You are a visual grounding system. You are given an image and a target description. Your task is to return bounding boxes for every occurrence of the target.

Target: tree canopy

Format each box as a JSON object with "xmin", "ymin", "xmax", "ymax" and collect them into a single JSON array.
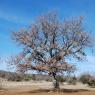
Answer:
[{"xmin": 11, "ymin": 13, "xmax": 92, "ymax": 86}]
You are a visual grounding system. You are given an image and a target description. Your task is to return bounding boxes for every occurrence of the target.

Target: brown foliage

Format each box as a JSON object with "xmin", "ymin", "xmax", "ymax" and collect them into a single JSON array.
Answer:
[{"xmin": 11, "ymin": 13, "xmax": 92, "ymax": 78}]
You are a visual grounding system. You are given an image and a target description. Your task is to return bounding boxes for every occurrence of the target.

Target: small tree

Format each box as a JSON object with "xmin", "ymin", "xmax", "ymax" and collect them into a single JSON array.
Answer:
[
  {"xmin": 79, "ymin": 74, "xmax": 92, "ymax": 84},
  {"xmin": 79, "ymin": 74, "xmax": 95, "ymax": 87},
  {"xmin": 0, "ymin": 58, "xmax": 3, "ymax": 89},
  {"xmin": 11, "ymin": 13, "xmax": 92, "ymax": 89}
]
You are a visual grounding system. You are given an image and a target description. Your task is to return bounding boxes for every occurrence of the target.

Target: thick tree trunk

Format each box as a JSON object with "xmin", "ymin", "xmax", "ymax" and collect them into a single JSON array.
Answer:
[{"xmin": 52, "ymin": 74, "xmax": 60, "ymax": 89}]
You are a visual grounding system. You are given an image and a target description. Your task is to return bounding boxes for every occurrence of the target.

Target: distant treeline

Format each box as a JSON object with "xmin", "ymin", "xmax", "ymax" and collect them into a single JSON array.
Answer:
[
  {"xmin": 0, "ymin": 70, "xmax": 23, "ymax": 81},
  {"xmin": 0, "ymin": 70, "xmax": 52, "ymax": 81},
  {"xmin": 0, "ymin": 70, "xmax": 95, "ymax": 87}
]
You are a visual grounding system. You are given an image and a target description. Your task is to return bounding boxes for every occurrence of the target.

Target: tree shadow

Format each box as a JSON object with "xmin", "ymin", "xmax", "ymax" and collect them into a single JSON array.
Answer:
[
  {"xmin": 21, "ymin": 88, "xmax": 89, "ymax": 94},
  {"xmin": 62, "ymin": 89, "xmax": 88, "ymax": 93}
]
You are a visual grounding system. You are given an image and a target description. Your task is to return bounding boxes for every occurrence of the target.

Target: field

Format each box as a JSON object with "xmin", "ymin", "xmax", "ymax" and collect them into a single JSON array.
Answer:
[{"xmin": 0, "ymin": 81, "xmax": 95, "ymax": 95}]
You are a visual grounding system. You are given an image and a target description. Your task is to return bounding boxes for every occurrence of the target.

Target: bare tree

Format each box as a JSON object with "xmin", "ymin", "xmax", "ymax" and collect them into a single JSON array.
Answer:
[{"xmin": 11, "ymin": 13, "xmax": 92, "ymax": 89}]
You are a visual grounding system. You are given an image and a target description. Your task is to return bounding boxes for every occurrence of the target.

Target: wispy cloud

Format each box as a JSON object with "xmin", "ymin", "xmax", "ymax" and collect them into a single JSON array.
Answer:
[
  {"xmin": 0, "ymin": 10, "xmax": 32, "ymax": 25},
  {"xmin": 86, "ymin": 55, "xmax": 95, "ymax": 65}
]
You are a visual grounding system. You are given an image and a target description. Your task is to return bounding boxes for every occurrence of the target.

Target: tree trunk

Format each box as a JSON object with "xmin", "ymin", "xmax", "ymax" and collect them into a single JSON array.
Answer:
[{"xmin": 52, "ymin": 74, "xmax": 60, "ymax": 89}]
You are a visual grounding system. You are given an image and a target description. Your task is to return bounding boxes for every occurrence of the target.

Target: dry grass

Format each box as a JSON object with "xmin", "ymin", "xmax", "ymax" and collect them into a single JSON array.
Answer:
[{"xmin": 0, "ymin": 81, "xmax": 95, "ymax": 95}]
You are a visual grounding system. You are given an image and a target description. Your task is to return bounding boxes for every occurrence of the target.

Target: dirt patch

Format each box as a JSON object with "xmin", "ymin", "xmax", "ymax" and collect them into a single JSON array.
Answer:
[
  {"xmin": 23, "ymin": 88, "xmax": 88, "ymax": 93},
  {"xmin": 0, "ymin": 89, "xmax": 95, "ymax": 95}
]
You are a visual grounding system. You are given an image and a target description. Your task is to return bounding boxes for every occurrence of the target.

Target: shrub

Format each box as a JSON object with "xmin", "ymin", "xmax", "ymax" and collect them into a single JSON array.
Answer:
[
  {"xmin": 24, "ymin": 75, "xmax": 33, "ymax": 81},
  {"xmin": 79, "ymin": 74, "xmax": 95, "ymax": 87},
  {"xmin": 0, "ymin": 81, "xmax": 2, "ymax": 90},
  {"xmin": 32, "ymin": 74, "xmax": 36, "ymax": 80},
  {"xmin": 79, "ymin": 74, "xmax": 92, "ymax": 84},
  {"xmin": 68, "ymin": 76, "xmax": 77, "ymax": 85},
  {"xmin": 87, "ymin": 79, "xmax": 95, "ymax": 87},
  {"xmin": 56, "ymin": 76, "xmax": 66, "ymax": 82}
]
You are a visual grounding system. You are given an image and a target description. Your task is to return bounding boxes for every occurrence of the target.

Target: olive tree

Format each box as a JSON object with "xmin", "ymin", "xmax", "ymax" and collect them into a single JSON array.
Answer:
[{"xmin": 12, "ymin": 13, "xmax": 92, "ymax": 89}]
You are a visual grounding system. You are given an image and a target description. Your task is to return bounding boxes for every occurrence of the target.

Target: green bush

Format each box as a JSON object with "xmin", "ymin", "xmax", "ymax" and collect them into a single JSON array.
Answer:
[
  {"xmin": 56, "ymin": 76, "xmax": 65, "ymax": 82},
  {"xmin": 79, "ymin": 74, "xmax": 92, "ymax": 84},
  {"xmin": 87, "ymin": 79, "xmax": 95, "ymax": 87},
  {"xmin": 24, "ymin": 75, "xmax": 32, "ymax": 81},
  {"xmin": 79, "ymin": 74, "xmax": 95, "ymax": 87},
  {"xmin": 68, "ymin": 76, "xmax": 77, "ymax": 85}
]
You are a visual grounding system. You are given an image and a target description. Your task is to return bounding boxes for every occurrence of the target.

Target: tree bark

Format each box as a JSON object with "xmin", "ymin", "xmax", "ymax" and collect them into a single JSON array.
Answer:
[{"xmin": 52, "ymin": 74, "xmax": 60, "ymax": 89}]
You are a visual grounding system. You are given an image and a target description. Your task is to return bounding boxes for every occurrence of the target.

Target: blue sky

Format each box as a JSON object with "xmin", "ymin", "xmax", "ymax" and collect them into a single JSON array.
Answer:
[{"xmin": 0, "ymin": 0, "xmax": 95, "ymax": 74}]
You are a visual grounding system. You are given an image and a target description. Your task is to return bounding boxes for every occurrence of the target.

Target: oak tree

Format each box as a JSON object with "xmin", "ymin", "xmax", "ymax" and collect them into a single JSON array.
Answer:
[{"xmin": 12, "ymin": 13, "xmax": 92, "ymax": 89}]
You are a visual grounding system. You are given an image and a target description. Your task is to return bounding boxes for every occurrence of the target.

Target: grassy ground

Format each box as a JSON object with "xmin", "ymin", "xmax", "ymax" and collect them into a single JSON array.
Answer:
[{"xmin": 0, "ymin": 81, "xmax": 95, "ymax": 95}]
